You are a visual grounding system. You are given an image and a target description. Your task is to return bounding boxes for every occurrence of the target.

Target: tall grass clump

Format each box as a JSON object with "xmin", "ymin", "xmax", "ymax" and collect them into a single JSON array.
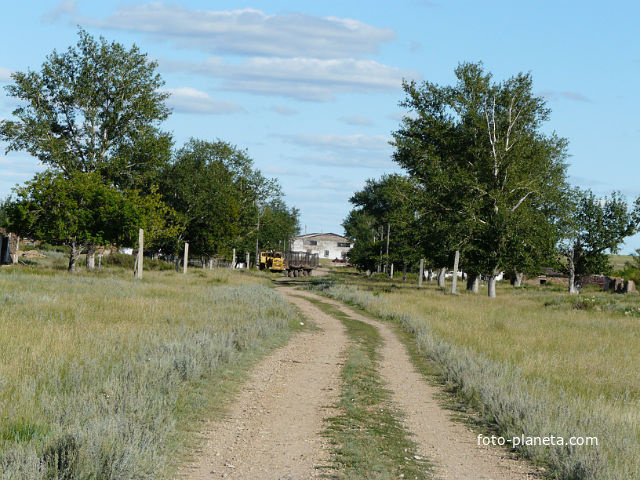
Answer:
[
  {"xmin": 316, "ymin": 283, "xmax": 640, "ymax": 480},
  {"xmin": 0, "ymin": 268, "xmax": 298, "ymax": 479}
]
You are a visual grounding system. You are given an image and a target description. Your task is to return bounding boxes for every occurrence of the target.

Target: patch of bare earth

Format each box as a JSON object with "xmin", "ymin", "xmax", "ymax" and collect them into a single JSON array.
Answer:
[
  {"xmin": 176, "ymin": 287, "xmax": 348, "ymax": 480},
  {"xmin": 292, "ymin": 289, "xmax": 539, "ymax": 480}
]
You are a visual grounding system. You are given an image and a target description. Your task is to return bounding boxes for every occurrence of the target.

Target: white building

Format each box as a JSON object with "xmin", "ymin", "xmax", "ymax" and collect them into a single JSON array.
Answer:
[{"xmin": 292, "ymin": 233, "xmax": 352, "ymax": 260}]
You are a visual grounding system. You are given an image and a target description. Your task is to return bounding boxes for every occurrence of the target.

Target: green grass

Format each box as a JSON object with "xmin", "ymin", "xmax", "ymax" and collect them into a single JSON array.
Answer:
[
  {"xmin": 314, "ymin": 274, "xmax": 640, "ymax": 480},
  {"xmin": 0, "ymin": 265, "xmax": 302, "ymax": 479},
  {"xmin": 299, "ymin": 296, "xmax": 431, "ymax": 480}
]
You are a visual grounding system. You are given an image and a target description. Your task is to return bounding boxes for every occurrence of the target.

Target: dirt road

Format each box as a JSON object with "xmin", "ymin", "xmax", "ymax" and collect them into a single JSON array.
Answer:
[
  {"xmin": 176, "ymin": 287, "xmax": 348, "ymax": 479},
  {"xmin": 179, "ymin": 286, "xmax": 536, "ymax": 480},
  {"xmin": 291, "ymin": 289, "xmax": 537, "ymax": 480}
]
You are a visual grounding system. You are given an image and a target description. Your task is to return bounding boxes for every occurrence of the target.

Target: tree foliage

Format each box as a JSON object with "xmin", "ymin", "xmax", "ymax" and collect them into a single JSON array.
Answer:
[
  {"xmin": 344, "ymin": 174, "xmax": 421, "ymax": 272},
  {"xmin": 559, "ymin": 189, "xmax": 640, "ymax": 293},
  {"xmin": 160, "ymin": 139, "xmax": 283, "ymax": 260},
  {"xmin": 6, "ymin": 171, "xmax": 140, "ymax": 270},
  {"xmin": 391, "ymin": 62, "xmax": 569, "ymax": 295},
  {"xmin": 0, "ymin": 28, "xmax": 170, "ymax": 190}
]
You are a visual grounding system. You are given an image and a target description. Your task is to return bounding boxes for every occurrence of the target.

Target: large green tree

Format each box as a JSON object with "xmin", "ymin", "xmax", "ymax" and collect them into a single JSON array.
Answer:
[
  {"xmin": 345, "ymin": 174, "xmax": 421, "ymax": 276},
  {"xmin": 393, "ymin": 62, "xmax": 569, "ymax": 296},
  {"xmin": 161, "ymin": 139, "xmax": 282, "ymax": 263},
  {"xmin": 5, "ymin": 171, "xmax": 141, "ymax": 271},
  {"xmin": 559, "ymin": 189, "xmax": 640, "ymax": 293},
  {"xmin": 0, "ymin": 28, "xmax": 170, "ymax": 189}
]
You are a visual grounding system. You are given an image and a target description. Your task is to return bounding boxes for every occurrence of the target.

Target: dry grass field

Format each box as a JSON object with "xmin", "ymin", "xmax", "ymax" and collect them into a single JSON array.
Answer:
[
  {"xmin": 317, "ymin": 271, "xmax": 640, "ymax": 480},
  {"xmin": 0, "ymin": 258, "xmax": 300, "ymax": 479}
]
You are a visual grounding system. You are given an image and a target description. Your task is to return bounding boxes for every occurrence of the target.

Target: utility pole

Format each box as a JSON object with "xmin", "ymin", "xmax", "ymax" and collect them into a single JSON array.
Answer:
[
  {"xmin": 385, "ymin": 223, "xmax": 390, "ymax": 274},
  {"xmin": 255, "ymin": 214, "xmax": 260, "ymax": 268}
]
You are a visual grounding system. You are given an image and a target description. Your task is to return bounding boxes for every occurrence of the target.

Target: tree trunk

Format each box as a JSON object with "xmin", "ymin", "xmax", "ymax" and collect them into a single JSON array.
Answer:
[
  {"xmin": 511, "ymin": 272, "xmax": 524, "ymax": 287},
  {"xmin": 568, "ymin": 254, "xmax": 579, "ymax": 294},
  {"xmin": 390, "ymin": 263, "xmax": 394, "ymax": 279},
  {"xmin": 86, "ymin": 246, "xmax": 96, "ymax": 270},
  {"xmin": 466, "ymin": 274, "xmax": 479, "ymax": 294},
  {"xmin": 68, "ymin": 242, "xmax": 81, "ymax": 272},
  {"xmin": 403, "ymin": 263, "xmax": 407, "ymax": 282},
  {"xmin": 451, "ymin": 250, "xmax": 460, "ymax": 295},
  {"xmin": 437, "ymin": 267, "xmax": 446, "ymax": 288},
  {"xmin": 487, "ymin": 275, "xmax": 497, "ymax": 298}
]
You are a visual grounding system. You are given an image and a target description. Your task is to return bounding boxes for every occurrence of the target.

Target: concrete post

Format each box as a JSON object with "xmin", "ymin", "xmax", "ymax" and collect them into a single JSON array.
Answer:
[
  {"xmin": 183, "ymin": 242, "xmax": 189, "ymax": 274},
  {"xmin": 135, "ymin": 229, "xmax": 143, "ymax": 279},
  {"xmin": 451, "ymin": 250, "xmax": 460, "ymax": 295}
]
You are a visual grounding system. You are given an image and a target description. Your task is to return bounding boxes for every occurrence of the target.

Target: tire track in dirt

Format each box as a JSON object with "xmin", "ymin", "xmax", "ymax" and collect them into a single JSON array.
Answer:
[
  {"xmin": 292, "ymin": 289, "xmax": 538, "ymax": 480},
  {"xmin": 176, "ymin": 287, "xmax": 348, "ymax": 480}
]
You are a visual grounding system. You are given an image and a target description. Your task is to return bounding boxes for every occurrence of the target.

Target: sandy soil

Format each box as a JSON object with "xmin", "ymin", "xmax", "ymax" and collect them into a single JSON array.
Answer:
[
  {"xmin": 176, "ymin": 287, "xmax": 348, "ymax": 480},
  {"xmin": 291, "ymin": 289, "xmax": 539, "ymax": 480}
]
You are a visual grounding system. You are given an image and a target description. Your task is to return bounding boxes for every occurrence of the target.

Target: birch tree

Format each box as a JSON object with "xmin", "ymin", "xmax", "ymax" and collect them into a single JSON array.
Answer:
[{"xmin": 393, "ymin": 62, "xmax": 568, "ymax": 297}]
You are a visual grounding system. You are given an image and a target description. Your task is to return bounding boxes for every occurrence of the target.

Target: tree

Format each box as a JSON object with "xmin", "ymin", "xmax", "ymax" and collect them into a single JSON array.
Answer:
[
  {"xmin": 5, "ymin": 171, "xmax": 141, "ymax": 271},
  {"xmin": 345, "ymin": 174, "xmax": 422, "ymax": 276},
  {"xmin": 161, "ymin": 139, "xmax": 281, "ymax": 263},
  {"xmin": 0, "ymin": 28, "xmax": 170, "ymax": 189},
  {"xmin": 256, "ymin": 199, "xmax": 300, "ymax": 251},
  {"xmin": 558, "ymin": 189, "xmax": 640, "ymax": 294},
  {"xmin": 393, "ymin": 62, "xmax": 569, "ymax": 297}
]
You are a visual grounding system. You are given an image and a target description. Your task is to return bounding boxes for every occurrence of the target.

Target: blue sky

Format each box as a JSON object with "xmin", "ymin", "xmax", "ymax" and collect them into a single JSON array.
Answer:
[{"xmin": 1, "ymin": 1, "xmax": 639, "ymax": 252}]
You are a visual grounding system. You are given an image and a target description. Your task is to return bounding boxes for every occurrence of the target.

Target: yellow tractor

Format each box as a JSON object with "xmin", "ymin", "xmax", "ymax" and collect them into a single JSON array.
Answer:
[
  {"xmin": 259, "ymin": 250, "xmax": 318, "ymax": 276},
  {"xmin": 259, "ymin": 250, "xmax": 286, "ymax": 272}
]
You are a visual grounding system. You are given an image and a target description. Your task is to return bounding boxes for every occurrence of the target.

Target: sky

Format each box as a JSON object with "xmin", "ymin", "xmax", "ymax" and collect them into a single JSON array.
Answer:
[{"xmin": 1, "ymin": 0, "xmax": 639, "ymax": 252}]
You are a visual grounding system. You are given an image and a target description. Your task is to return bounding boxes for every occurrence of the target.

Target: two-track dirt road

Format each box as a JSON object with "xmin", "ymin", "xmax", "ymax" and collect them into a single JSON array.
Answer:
[{"xmin": 178, "ymin": 287, "xmax": 537, "ymax": 480}]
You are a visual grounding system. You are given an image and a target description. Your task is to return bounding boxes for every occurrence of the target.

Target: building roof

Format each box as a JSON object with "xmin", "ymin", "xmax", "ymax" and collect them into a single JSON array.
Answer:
[{"xmin": 294, "ymin": 233, "xmax": 350, "ymax": 242}]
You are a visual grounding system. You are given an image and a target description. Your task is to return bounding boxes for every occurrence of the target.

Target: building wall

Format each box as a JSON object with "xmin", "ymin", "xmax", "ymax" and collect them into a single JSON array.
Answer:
[{"xmin": 292, "ymin": 234, "xmax": 352, "ymax": 260}]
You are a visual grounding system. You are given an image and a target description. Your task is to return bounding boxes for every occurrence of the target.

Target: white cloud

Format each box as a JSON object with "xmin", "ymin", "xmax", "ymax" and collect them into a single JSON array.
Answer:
[
  {"xmin": 270, "ymin": 105, "xmax": 297, "ymax": 116},
  {"xmin": 538, "ymin": 90, "xmax": 591, "ymax": 102},
  {"xmin": 160, "ymin": 87, "xmax": 244, "ymax": 114},
  {"xmin": 42, "ymin": 0, "xmax": 77, "ymax": 23},
  {"xmin": 288, "ymin": 153, "xmax": 394, "ymax": 169},
  {"xmin": 280, "ymin": 133, "xmax": 391, "ymax": 151},
  {"xmin": 340, "ymin": 115, "xmax": 373, "ymax": 126},
  {"xmin": 92, "ymin": 4, "xmax": 395, "ymax": 59},
  {"xmin": 164, "ymin": 57, "xmax": 416, "ymax": 101},
  {"xmin": 0, "ymin": 67, "xmax": 13, "ymax": 83}
]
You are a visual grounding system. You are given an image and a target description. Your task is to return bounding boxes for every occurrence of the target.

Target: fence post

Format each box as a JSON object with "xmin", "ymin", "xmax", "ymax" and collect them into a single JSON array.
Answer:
[
  {"xmin": 418, "ymin": 258, "xmax": 424, "ymax": 287},
  {"xmin": 135, "ymin": 228, "xmax": 144, "ymax": 279},
  {"xmin": 183, "ymin": 242, "xmax": 189, "ymax": 274},
  {"xmin": 451, "ymin": 250, "xmax": 460, "ymax": 295}
]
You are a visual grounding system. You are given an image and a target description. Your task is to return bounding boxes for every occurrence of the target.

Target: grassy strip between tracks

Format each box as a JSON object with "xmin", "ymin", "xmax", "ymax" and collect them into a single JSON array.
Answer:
[{"xmin": 299, "ymin": 296, "xmax": 432, "ymax": 480}]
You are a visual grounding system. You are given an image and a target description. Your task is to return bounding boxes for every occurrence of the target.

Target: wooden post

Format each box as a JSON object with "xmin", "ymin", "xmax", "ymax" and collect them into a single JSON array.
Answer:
[
  {"xmin": 246, "ymin": 252, "xmax": 250, "ymax": 270},
  {"xmin": 231, "ymin": 248, "xmax": 236, "ymax": 269},
  {"xmin": 451, "ymin": 250, "xmax": 460, "ymax": 295},
  {"xmin": 135, "ymin": 229, "xmax": 143, "ymax": 279},
  {"xmin": 390, "ymin": 263, "xmax": 394, "ymax": 279},
  {"xmin": 183, "ymin": 242, "xmax": 189, "ymax": 274},
  {"xmin": 418, "ymin": 258, "xmax": 424, "ymax": 287}
]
